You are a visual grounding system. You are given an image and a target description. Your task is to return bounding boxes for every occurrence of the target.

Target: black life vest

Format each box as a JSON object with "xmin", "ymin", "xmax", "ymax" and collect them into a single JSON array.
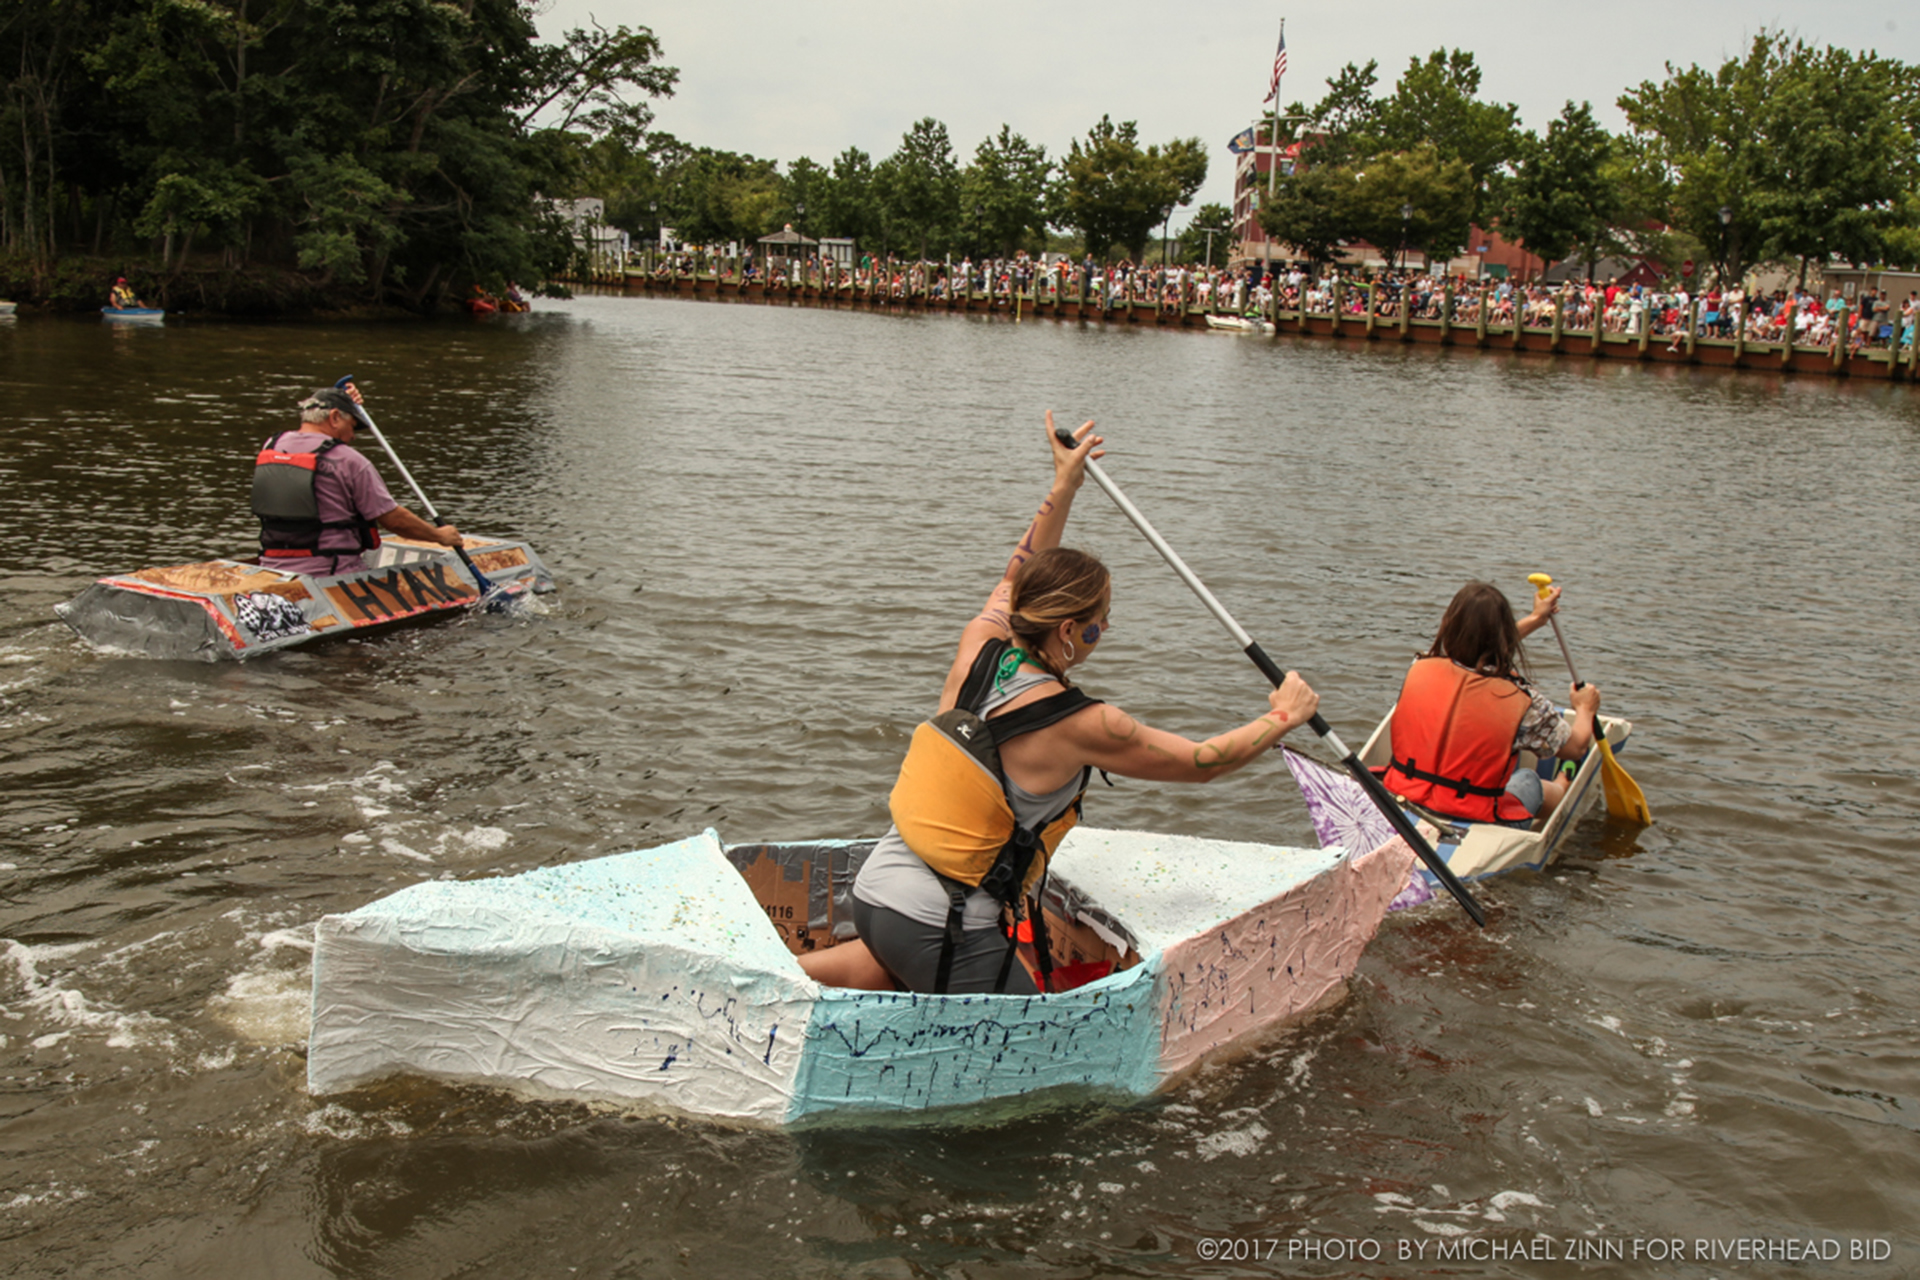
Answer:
[
  {"xmin": 886, "ymin": 637, "xmax": 1103, "ymax": 993},
  {"xmin": 253, "ymin": 433, "xmax": 380, "ymax": 558}
]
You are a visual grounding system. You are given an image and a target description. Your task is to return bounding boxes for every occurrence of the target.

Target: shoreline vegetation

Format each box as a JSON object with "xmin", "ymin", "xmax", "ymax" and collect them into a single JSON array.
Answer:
[{"xmin": 5, "ymin": 10, "xmax": 1913, "ymax": 320}]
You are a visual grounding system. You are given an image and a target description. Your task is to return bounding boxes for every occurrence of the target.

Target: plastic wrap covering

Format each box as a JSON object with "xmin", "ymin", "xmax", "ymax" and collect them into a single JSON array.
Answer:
[
  {"xmin": 306, "ymin": 826, "xmax": 1409, "ymax": 1123},
  {"xmin": 308, "ymin": 829, "xmax": 816, "ymax": 1123}
]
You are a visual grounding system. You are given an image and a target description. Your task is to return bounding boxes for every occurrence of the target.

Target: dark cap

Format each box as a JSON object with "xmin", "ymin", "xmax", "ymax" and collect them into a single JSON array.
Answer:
[{"xmin": 297, "ymin": 387, "xmax": 358, "ymax": 417}]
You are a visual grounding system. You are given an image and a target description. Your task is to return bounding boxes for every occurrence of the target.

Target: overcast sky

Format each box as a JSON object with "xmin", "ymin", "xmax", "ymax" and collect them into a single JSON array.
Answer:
[{"xmin": 535, "ymin": 0, "xmax": 1915, "ymax": 221}]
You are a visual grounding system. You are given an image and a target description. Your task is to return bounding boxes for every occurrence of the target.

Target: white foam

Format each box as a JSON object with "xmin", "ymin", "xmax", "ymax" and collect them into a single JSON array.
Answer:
[
  {"xmin": 1194, "ymin": 1121, "xmax": 1269, "ymax": 1161},
  {"xmin": 2, "ymin": 940, "xmax": 173, "ymax": 1050},
  {"xmin": 207, "ymin": 969, "xmax": 310, "ymax": 1046}
]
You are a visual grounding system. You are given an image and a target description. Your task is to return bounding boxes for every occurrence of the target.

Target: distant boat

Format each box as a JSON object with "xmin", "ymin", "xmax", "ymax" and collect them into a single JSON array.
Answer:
[
  {"xmin": 1205, "ymin": 314, "xmax": 1272, "ymax": 334},
  {"xmin": 101, "ymin": 306, "xmax": 165, "ymax": 322},
  {"xmin": 0, "ymin": 300, "xmax": 18, "ymax": 317}
]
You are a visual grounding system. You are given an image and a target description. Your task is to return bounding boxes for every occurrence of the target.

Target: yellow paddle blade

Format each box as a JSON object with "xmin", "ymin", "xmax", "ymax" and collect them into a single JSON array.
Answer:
[{"xmin": 1597, "ymin": 737, "xmax": 1652, "ymax": 825}]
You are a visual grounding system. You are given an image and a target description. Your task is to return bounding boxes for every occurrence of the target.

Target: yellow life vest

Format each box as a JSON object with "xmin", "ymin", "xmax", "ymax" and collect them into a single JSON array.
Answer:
[{"xmin": 888, "ymin": 639, "xmax": 1100, "ymax": 905}]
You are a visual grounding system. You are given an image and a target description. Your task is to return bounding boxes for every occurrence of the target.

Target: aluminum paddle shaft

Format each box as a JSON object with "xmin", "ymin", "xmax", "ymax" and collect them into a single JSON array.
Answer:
[
  {"xmin": 335, "ymin": 374, "xmax": 499, "ymax": 602},
  {"xmin": 336, "ymin": 375, "xmax": 442, "ymax": 521},
  {"xmin": 1059, "ymin": 430, "xmax": 1487, "ymax": 926}
]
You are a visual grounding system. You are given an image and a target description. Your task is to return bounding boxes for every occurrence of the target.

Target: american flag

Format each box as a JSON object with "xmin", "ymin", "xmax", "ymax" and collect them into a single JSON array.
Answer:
[{"xmin": 1262, "ymin": 21, "xmax": 1287, "ymax": 103}]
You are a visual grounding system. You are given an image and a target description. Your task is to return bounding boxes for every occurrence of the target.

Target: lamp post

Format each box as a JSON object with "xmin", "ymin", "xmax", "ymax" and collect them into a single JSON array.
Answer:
[
  {"xmin": 1717, "ymin": 204, "xmax": 1732, "ymax": 286},
  {"xmin": 1199, "ymin": 225, "xmax": 1228, "ymax": 269},
  {"xmin": 1400, "ymin": 202, "xmax": 1412, "ymax": 272}
]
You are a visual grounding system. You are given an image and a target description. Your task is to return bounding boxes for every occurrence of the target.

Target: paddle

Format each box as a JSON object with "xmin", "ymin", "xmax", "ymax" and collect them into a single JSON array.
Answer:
[
  {"xmin": 333, "ymin": 374, "xmax": 505, "ymax": 609},
  {"xmin": 1055, "ymin": 427, "xmax": 1487, "ymax": 927},
  {"xmin": 1525, "ymin": 574, "xmax": 1652, "ymax": 824}
]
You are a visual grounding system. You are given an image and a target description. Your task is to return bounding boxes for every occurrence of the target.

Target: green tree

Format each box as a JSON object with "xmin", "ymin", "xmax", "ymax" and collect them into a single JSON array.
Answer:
[
  {"xmin": 1256, "ymin": 165, "xmax": 1355, "ymax": 267},
  {"xmin": 1506, "ymin": 101, "xmax": 1624, "ymax": 273},
  {"xmin": 815, "ymin": 146, "xmax": 880, "ymax": 248},
  {"xmin": 3, "ymin": 0, "xmax": 679, "ymax": 308},
  {"xmin": 876, "ymin": 117, "xmax": 959, "ymax": 260},
  {"xmin": 1748, "ymin": 42, "xmax": 1916, "ymax": 278},
  {"xmin": 1176, "ymin": 202, "xmax": 1233, "ymax": 266},
  {"xmin": 1274, "ymin": 60, "xmax": 1383, "ymax": 168},
  {"xmin": 1052, "ymin": 116, "xmax": 1207, "ymax": 260},
  {"xmin": 958, "ymin": 125, "xmax": 1050, "ymax": 256},
  {"xmin": 1612, "ymin": 31, "xmax": 1918, "ymax": 285},
  {"xmin": 1347, "ymin": 146, "xmax": 1475, "ymax": 265},
  {"xmin": 1374, "ymin": 49, "xmax": 1520, "ymax": 226}
]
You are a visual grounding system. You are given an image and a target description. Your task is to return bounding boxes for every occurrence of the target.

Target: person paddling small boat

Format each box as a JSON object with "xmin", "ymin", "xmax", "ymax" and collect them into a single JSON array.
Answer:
[
  {"xmin": 801, "ymin": 416, "xmax": 1321, "ymax": 995},
  {"xmin": 1378, "ymin": 581, "xmax": 1600, "ymax": 826}
]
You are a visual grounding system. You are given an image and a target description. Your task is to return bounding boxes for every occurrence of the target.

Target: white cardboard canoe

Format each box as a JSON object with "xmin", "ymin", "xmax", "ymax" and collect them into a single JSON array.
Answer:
[{"xmin": 308, "ymin": 825, "xmax": 1415, "ymax": 1123}]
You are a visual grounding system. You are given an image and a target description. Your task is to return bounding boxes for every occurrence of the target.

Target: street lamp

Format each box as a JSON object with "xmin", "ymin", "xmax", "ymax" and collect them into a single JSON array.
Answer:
[
  {"xmin": 1400, "ymin": 202, "xmax": 1413, "ymax": 271},
  {"xmin": 1199, "ymin": 225, "xmax": 1228, "ymax": 269}
]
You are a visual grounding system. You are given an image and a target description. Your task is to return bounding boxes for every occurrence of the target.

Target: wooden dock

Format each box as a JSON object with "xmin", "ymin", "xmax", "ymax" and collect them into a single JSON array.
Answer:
[{"xmin": 602, "ymin": 270, "xmax": 1919, "ymax": 383}]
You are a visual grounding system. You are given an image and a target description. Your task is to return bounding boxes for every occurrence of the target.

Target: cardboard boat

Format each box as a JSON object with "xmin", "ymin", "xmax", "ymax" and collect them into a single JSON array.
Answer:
[
  {"xmin": 55, "ymin": 534, "xmax": 554, "ymax": 661},
  {"xmin": 1285, "ymin": 709, "xmax": 1635, "ymax": 910},
  {"xmin": 307, "ymin": 825, "xmax": 1416, "ymax": 1123}
]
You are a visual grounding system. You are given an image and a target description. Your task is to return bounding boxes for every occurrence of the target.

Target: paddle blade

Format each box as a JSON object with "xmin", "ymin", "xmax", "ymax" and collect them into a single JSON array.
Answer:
[{"xmin": 1597, "ymin": 739, "xmax": 1652, "ymax": 825}]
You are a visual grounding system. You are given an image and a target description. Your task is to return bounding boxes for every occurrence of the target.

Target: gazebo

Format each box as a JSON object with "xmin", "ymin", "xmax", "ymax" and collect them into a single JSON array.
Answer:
[{"xmin": 756, "ymin": 224, "xmax": 817, "ymax": 267}]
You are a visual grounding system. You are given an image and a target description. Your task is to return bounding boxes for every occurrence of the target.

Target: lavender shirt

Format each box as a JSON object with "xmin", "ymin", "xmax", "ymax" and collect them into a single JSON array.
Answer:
[{"xmin": 259, "ymin": 431, "xmax": 397, "ymax": 575}]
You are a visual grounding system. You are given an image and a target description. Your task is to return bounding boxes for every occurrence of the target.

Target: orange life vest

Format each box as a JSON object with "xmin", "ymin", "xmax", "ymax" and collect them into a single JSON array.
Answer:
[{"xmin": 1380, "ymin": 657, "xmax": 1534, "ymax": 824}]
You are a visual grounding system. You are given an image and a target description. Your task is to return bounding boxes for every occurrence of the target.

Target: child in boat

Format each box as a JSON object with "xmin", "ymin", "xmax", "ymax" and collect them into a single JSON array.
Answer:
[
  {"xmin": 799, "ymin": 417, "xmax": 1320, "ymax": 995},
  {"xmin": 109, "ymin": 278, "xmax": 143, "ymax": 309},
  {"xmin": 1378, "ymin": 581, "xmax": 1600, "ymax": 827}
]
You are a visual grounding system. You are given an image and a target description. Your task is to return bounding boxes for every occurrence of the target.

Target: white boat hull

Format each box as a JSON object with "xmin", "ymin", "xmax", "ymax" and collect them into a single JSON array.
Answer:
[{"xmin": 308, "ymin": 826, "xmax": 1415, "ymax": 1122}]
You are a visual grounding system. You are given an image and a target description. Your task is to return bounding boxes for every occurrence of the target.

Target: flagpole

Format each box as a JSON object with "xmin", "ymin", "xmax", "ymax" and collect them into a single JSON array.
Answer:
[{"xmin": 1267, "ymin": 18, "xmax": 1284, "ymax": 198}]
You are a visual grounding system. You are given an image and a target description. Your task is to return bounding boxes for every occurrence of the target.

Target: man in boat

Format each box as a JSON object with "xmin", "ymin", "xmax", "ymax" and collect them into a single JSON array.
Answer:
[
  {"xmin": 109, "ymin": 277, "xmax": 143, "ymax": 309},
  {"xmin": 252, "ymin": 384, "xmax": 462, "ymax": 577},
  {"xmin": 1379, "ymin": 582, "xmax": 1600, "ymax": 826},
  {"xmin": 799, "ymin": 418, "xmax": 1320, "ymax": 995}
]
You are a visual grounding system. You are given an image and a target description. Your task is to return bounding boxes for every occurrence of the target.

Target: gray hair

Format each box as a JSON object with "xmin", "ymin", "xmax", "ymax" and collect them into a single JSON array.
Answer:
[{"xmin": 299, "ymin": 405, "xmax": 336, "ymax": 426}]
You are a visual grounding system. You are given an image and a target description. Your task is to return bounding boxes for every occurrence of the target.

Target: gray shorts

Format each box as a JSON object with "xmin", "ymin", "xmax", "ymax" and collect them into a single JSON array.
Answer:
[
  {"xmin": 851, "ymin": 897, "xmax": 1038, "ymax": 996},
  {"xmin": 1506, "ymin": 765, "xmax": 1544, "ymax": 816}
]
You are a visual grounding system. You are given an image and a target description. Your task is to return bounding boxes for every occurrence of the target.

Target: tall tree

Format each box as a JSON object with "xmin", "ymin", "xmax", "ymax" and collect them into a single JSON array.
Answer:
[
  {"xmin": 1347, "ymin": 146, "xmax": 1475, "ymax": 265},
  {"xmin": 877, "ymin": 117, "xmax": 958, "ymax": 261},
  {"xmin": 1052, "ymin": 116, "xmax": 1206, "ymax": 261},
  {"xmin": 1613, "ymin": 31, "xmax": 1920, "ymax": 284},
  {"xmin": 1506, "ymin": 101, "xmax": 1625, "ymax": 273},
  {"xmin": 958, "ymin": 125, "xmax": 1049, "ymax": 257},
  {"xmin": 1374, "ymin": 49, "xmax": 1520, "ymax": 227}
]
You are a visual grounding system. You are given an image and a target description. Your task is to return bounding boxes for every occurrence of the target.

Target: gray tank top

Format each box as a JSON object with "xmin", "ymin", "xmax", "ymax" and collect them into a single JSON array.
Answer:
[{"xmin": 853, "ymin": 668, "xmax": 1088, "ymax": 930}]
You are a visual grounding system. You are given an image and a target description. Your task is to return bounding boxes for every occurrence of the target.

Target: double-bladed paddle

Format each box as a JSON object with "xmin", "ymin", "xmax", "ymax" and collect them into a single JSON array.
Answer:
[
  {"xmin": 333, "ymin": 374, "xmax": 504, "ymax": 609},
  {"xmin": 1056, "ymin": 427, "xmax": 1487, "ymax": 927},
  {"xmin": 1526, "ymin": 574, "xmax": 1651, "ymax": 824}
]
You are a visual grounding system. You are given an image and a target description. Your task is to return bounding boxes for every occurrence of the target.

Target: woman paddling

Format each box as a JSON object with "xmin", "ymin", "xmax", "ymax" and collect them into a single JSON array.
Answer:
[
  {"xmin": 800, "ymin": 416, "xmax": 1320, "ymax": 995},
  {"xmin": 1378, "ymin": 581, "xmax": 1600, "ymax": 826}
]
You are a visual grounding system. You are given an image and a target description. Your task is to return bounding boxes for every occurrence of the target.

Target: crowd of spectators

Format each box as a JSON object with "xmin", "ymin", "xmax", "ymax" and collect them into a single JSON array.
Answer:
[{"xmin": 635, "ymin": 247, "xmax": 1917, "ymax": 354}]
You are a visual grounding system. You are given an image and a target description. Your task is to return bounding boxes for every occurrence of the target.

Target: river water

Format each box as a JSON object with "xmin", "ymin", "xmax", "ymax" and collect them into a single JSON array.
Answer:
[{"xmin": 1, "ymin": 295, "xmax": 1914, "ymax": 1278}]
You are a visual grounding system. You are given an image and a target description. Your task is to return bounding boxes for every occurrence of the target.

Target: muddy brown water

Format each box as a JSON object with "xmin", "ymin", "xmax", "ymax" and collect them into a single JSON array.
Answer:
[{"xmin": 0, "ymin": 296, "xmax": 1915, "ymax": 1278}]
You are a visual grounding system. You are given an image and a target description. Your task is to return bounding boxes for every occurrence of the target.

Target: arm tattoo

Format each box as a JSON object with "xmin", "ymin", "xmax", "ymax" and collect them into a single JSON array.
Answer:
[{"xmin": 1005, "ymin": 498, "xmax": 1055, "ymax": 572}]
